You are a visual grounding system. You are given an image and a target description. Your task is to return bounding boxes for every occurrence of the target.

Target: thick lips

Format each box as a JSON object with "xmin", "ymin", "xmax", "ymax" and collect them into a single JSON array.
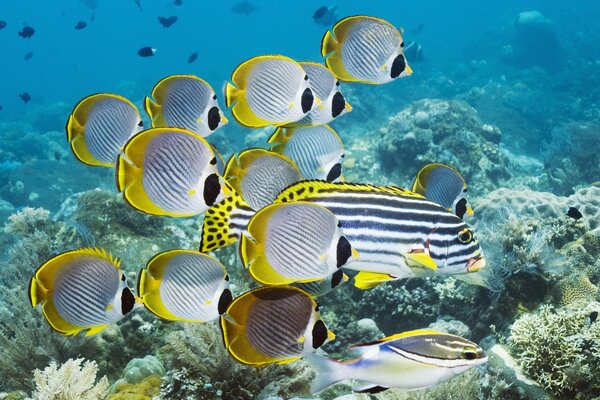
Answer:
[{"xmin": 466, "ymin": 257, "xmax": 486, "ymax": 272}]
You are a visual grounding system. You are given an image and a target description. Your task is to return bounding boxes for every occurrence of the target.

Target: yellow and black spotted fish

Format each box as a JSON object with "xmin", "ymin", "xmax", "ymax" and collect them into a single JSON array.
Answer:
[
  {"xmin": 220, "ymin": 286, "xmax": 335, "ymax": 366},
  {"xmin": 200, "ymin": 180, "xmax": 484, "ymax": 289},
  {"xmin": 29, "ymin": 248, "xmax": 139, "ymax": 336}
]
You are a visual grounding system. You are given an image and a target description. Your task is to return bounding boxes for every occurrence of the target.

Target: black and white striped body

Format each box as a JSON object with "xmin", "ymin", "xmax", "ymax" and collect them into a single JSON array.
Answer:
[{"xmin": 226, "ymin": 182, "xmax": 482, "ymax": 278}]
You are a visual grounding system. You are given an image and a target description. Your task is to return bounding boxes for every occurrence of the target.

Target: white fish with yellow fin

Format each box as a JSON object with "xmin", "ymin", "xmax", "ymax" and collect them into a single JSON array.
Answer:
[
  {"xmin": 66, "ymin": 93, "xmax": 142, "ymax": 167},
  {"xmin": 412, "ymin": 163, "xmax": 473, "ymax": 219},
  {"xmin": 307, "ymin": 329, "xmax": 487, "ymax": 394},
  {"xmin": 269, "ymin": 125, "xmax": 345, "ymax": 181},
  {"xmin": 288, "ymin": 62, "xmax": 352, "ymax": 126},
  {"xmin": 116, "ymin": 127, "xmax": 231, "ymax": 217},
  {"xmin": 220, "ymin": 286, "xmax": 335, "ymax": 366},
  {"xmin": 225, "ymin": 55, "xmax": 318, "ymax": 127},
  {"xmin": 137, "ymin": 250, "xmax": 232, "ymax": 322},
  {"xmin": 144, "ymin": 74, "xmax": 228, "ymax": 137},
  {"xmin": 240, "ymin": 202, "xmax": 359, "ymax": 285},
  {"xmin": 29, "ymin": 247, "xmax": 139, "ymax": 336},
  {"xmin": 321, "ymin": 15, "xmax": 412, "ymax": 84}
]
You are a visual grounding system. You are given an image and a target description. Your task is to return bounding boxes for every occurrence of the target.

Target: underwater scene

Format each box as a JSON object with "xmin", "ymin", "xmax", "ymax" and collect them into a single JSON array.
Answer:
[{"xmin": 1, "ymin": 0, "xmax": 600, "ymax": 399}]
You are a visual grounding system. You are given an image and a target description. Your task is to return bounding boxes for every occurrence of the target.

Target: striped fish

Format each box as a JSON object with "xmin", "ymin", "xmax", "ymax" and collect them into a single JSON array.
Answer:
[
  {"xmin": 224, "ymin": 148, "xmax": 302, "ymax": 210},
  {"xmin": 293, "ymin": 269, "xmax": 349, "ymax": 297},
  {"xmin": 269, "ymin": 125, "xmax": 345, "ymax": 181},
  {"xmin": 144, "ymin": 74, "xmax": 228, "ymax": 137},
  {"xmin": 287, "ymin": 62, "xmax": 351, "ymax": 126},
  {"xmin": 137, "ymin": 250, "xmax": 232, "ymax": 322},
  {"xmin": 220, "ymin": 286, "xmax": 335, "ymax": 365},
  {"xmin": 116, "ymin": 127, "xmax": 231, "ymax": 217},
  {"xmin": 29, "ymin": 248, "xmax": 138, "ymax": 336},
  {"xmin": 306, "ymin": 329, "xmax": 487, "ymax": 394},
  {"xmin": 200, "ymin": 181, "xmax": 485, "ymax": 289},
  {"xmin": 66, "ymin": 93, "xmax": 142, "ymax": 167},
  {"xmin": 321, "ymin": 16, "xmax": 412, "ymax": 84},
  {"xmin": 225, "ymin": 55, "xmax": 317, "ymax": 128},
  {"xmin": 412, "ymin": 163, "xmax": 473, "ymax": 219},
  {"xmin": 240, "ymin": 202, "xmax": 358, "ymax": 285}
]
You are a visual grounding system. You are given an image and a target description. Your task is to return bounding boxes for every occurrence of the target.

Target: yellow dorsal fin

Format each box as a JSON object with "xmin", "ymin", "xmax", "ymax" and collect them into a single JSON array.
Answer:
[
  {"xmin": 267, "ymin": 127, "xmax": 293, "ymax": 154},
  {"xmin": 275, "ymin": 180, "xmax": 425, "ymax": 204},
  {"xmin": 151, "ymin": 74, "xmax": 211, "ymax": 103}
]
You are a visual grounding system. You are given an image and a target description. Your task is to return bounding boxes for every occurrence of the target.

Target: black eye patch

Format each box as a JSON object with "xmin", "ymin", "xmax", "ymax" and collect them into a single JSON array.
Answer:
[
  {"xmin": 326, "ymin": 163, "xmax": 342, "ymax": 182},
  {"xmin": 455, "ymin": 198, "xmax": 468, "ymax": 219},
  {"xmin": 336, "ymin": 235, "xmax": 352, "ymax": 268},
  {"xmin": 207, "ymin": 106, "xmax": 221, "ymax": 131},
  {"xmin": 121, "ymin": 287, "xmax": 136, "ymax": 315},
  {"xmin": 331, "ymin": 269, "xmax": 344, "ymax": 288},
  {"xmin": 301, "ymin": 88, "xmax": 314, "ymax": 113},
  {"xmin": 312, "ymin": 319, "xmax": 328, "ymax": 349},
  {"xmin": 203, "ymin": 173, "xmax": 221, "ymax": 206},
  {"xmin": 331, "ymin": 92, "xmax": 346, "ymax": 118},
  {"xmin": 217, "ymin": 288, "xmax": 233, "ymax": 315},
  {"xmin": 390, "ymin": 54, "xmax": 406, "ymax": 79}
]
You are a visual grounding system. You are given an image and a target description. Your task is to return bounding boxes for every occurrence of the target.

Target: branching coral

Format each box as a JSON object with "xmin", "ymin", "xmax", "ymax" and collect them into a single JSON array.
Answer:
[
  {"xmin": 159, "ymin": 323, "xmax": 313, "ymax": 400},
  {"xmin": 509, "ymin": 303, "xmax": 600, "ymax": 396},
  {"xmin": 29, "ymin": 358, "xmax": 109, "ymax": 400}
]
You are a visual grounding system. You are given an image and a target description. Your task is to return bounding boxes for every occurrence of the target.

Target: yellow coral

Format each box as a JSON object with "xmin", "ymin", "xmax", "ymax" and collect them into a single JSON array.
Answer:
[
  {"xmin": 556, "ymin": 274, "xmax": 598, "ymax": 306},
  {"xmin": 107, "ymin": 375, "xmax": 162, "ymax": 400}
]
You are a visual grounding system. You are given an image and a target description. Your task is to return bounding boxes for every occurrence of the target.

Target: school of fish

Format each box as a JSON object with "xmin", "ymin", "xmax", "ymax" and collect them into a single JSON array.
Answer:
[{"xmin": 31, "ymin": 15, "xmax": 488, "ymax": 394}]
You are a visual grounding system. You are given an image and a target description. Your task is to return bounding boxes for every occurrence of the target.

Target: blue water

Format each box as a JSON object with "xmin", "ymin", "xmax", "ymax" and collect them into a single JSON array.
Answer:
[{"xmin": 2, "ymin": 1, "xmax": 600, "ymax": 399}]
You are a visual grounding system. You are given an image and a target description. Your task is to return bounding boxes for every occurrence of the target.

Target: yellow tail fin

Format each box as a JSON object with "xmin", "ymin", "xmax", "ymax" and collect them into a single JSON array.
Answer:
[
  {"xmin": 225, "ymin": 82, "xmax": 242, "ymax": 108},
  {"xmin": 200, "ymin": 186, "xmax": 254, "ymax": 253},
  {"xmin": 353, "ymin": 271, "xmax": 396, "ymax": 290},
  {"xmin": 321, "ymin": 30, "xmax": 339, "ymax": 56},
  {"xmin": 144, "ymin": 96, "xmax": 164, "ymax": 126}
]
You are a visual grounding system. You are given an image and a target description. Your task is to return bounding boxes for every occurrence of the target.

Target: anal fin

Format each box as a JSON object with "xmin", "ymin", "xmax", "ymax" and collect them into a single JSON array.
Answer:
[{"xmin": 354, "ymin": 384, "xmax": 389, "ymax": 394}]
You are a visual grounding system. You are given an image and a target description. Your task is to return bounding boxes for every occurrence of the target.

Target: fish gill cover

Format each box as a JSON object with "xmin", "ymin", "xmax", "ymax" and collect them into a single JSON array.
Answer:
[{"xmin": 1, "ymin": 1, "xmax": 600, "ymax": 399}]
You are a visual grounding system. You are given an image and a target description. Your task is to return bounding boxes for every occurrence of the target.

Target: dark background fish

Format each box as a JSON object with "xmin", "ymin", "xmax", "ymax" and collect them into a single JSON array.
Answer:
[
  {"xmin": 231, "ymin": 0, "xmax": 257, "ymax": 16},
  {"xmin": 18, "ymin": 25, "xmax": 35, "ymax": 38},
  {"xmin": 158, "ymin": 16, "xmax": 178, "ymax": 28}
]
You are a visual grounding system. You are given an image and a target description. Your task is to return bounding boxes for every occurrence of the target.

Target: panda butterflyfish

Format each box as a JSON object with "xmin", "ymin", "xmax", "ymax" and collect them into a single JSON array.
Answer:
[
  {"xmin": 29, "ymin": 247, "xmax": 139, "ymax": 336},
  {"xmin": 66, "ymin": 93, "xmax": 142, "ymax": 167}
]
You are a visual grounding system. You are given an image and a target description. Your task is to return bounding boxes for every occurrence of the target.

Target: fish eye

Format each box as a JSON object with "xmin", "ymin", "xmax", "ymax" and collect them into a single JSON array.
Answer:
[
  {"xmin": 304, "ymin": 75, "xmax": 309, "ymax": 81},
  {"xmin": 121, "ymin": 274, "xmax": 126, "ymax": 282},
  {"xmin": 335, "ymin": 80, "xmax": 340, "ymax": 87},
  {"xmin": 401, "ymin": 41, "xmax": 405, "ymax": 48},
  {"xmin": 212, "ymin": 94, "xmax": 217, "ymax": 100},
  {"xmin": 458, "ymin": 228, "xmax": 473, "ymax": 244},
  {"xmin": 461, "ymin": 349, "xmax": 478, "ymax": 360},
  {"xmin": 137, "ymin": 121, "xmax": 143, "ymax": 127}
]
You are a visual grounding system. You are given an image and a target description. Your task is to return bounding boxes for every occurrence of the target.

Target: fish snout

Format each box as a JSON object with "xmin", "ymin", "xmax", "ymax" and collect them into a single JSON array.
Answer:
[{"xmin": 466, "ymin": 257, "xmax": 485, "ymax": 272}]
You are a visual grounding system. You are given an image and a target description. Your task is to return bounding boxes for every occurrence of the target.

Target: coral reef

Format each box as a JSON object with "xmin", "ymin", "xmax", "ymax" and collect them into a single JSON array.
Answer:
[
  {"xmin": 159, "ymin": 323, "xmax": 314, "ymax": 400},
  {"xmin": 508, "ymin": 303, "xmax": 600, "ymax": 397},
  {"xmin": 110, "ymin": 355, "xmax": 165, "ymax": 393},
  {"xmin": 376, "ymin": 99, "xmax": 511, "ymax": 196},
  {"xmin": 28, "ymin": 358, "xmax": 109, "ymax": 400}
]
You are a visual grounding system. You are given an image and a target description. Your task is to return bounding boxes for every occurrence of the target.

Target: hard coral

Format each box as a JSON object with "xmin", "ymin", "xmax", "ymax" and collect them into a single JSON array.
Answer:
[
  {"xmin": 376, "ymin": 99, "xmax": 510, "ymax": 196},
  {"xmin": 29, "ymin": 358, "xmax": 109, "ymax": 400},
  {"xmin": 509, "ymin": 303, "xmax": 600, "ymax": 397}
]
